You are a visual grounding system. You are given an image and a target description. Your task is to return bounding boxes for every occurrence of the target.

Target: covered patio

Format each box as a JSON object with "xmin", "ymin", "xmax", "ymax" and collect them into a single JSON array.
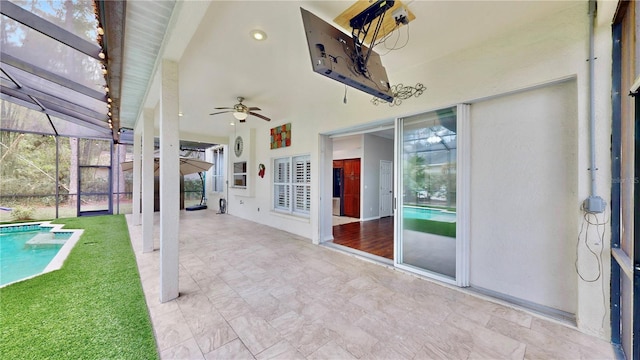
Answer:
[
  {"xmin": 2, "ymin": 0, "xmax": 638, "ymax": 357},
  {"xmin": 127, "ymin": 209, "xmax": 615, "ymax": 359}
]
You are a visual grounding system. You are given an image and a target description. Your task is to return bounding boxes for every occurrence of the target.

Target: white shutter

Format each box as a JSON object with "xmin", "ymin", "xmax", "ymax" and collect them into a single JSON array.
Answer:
[
  {"xmin": 274, "ymin": 184, "xmax": 289, "ymax": 209},
  {"xmin": 292, "ymin": 155, "xmax": 310, "ymax": 214},
  {"xmin": 274, "ymin": 158, "xmax": 289, "ymax": 183},
  {"xmin": 273, "ymin": 158, "xmax": 290, "ymax": 210},
  {"xmin": 272, "ymin": 155, "xmax": 310, "ymax": 215}
]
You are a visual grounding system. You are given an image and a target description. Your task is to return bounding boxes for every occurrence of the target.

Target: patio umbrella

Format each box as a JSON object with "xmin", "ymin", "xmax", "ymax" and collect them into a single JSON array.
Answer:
[
  {"xmin": 121, "ymin": 156, "xmax": 213, "ymax": 210},
  {"xmin": 120, "ymin": 157, "xmax": 213, "ymax": 176}
]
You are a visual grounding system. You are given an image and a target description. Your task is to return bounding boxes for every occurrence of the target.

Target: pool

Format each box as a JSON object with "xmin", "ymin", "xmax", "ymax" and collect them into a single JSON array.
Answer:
[
  {"xmin": 0, "ymin": 222, "xmax": 83, "ymax": 287},
  {"xmin": 403, "ymin": 206, "xmax": 456, "ymax": 223}
]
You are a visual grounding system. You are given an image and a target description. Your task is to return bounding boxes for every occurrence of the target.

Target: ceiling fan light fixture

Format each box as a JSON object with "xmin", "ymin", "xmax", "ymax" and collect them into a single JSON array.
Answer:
[
  {"xmin": 233, "ymin": 111, "xmax": 248, "ymax": 120},
  {"xmin": 250, "ymin": 29, "xmax": 267, "ymax": 41}
]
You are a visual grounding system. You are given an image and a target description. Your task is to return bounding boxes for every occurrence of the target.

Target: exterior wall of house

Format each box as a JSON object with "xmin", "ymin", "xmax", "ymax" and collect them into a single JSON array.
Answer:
[{"xmin": 175, "ymin": 0, "xmax": 616, "ymax": 339}]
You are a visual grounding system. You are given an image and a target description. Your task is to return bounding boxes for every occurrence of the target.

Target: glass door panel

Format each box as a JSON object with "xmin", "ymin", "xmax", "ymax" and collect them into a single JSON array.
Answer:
[{"xmin": 397, "ymin": 107, "xmax": 457, "ymax": 280}]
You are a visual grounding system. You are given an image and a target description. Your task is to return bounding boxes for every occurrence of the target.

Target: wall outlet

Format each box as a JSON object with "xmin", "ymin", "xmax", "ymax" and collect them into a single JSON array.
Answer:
[{"xmin": 392, "ymin": 7, "xmax": 408, "ymax": 25}]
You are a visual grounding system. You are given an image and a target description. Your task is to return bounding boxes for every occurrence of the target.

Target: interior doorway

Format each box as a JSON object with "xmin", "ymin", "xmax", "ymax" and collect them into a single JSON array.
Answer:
[
  {"xmin": 333, "ymin": 158, "xmax": 360, "ymax": 218},
  {"xmin": 328, "ymin": 128, "xmax": 395, "ymax": 261}
]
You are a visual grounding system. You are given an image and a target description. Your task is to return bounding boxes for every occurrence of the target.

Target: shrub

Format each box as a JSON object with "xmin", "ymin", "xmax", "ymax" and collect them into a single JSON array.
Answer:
[{"xmin": 10, "ymin": 206, "xmax": 35, "ymax": 221}]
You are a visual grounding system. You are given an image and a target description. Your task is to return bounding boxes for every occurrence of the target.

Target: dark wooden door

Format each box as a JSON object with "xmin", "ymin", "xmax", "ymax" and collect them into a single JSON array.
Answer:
[{"xmin": 343, "ymin": 158, "xmax": 360, "ymax": 218}]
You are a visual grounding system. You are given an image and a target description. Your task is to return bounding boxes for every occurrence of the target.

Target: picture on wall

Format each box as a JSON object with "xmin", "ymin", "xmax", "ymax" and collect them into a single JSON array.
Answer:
[{"xmin": 270, "ymin": 123, "xmax": 291, "ymax": 149}]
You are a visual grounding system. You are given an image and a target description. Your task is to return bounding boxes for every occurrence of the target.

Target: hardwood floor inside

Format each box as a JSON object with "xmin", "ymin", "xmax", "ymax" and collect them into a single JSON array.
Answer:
[{"xmin": 332, "ymin": 216, "xmax": 394, "ymax": 260}]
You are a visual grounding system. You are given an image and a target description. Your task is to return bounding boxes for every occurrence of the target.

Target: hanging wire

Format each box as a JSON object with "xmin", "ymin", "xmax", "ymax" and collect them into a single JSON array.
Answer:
[{"xmin": 575, "ymin": 205, "xmax": 609, "ymax": 328}]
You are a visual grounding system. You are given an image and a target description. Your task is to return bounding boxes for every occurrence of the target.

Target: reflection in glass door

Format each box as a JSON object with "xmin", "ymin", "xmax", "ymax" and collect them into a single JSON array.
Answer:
[{"xmin": 396, "ymin": 107, "xmax": 457, "ymax": 281}]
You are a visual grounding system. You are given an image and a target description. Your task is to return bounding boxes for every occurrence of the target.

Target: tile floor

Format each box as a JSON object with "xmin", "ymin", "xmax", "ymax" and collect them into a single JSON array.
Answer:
[{"xmin": 126, "ymin": 210, "xmax": 616, "ymax": 359}]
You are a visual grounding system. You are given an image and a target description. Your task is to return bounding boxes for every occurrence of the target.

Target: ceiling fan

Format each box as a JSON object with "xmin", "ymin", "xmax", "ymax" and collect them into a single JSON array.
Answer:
[{"xmin": 209, "ymin": 97, "xmax": 271, "ymax": 122}]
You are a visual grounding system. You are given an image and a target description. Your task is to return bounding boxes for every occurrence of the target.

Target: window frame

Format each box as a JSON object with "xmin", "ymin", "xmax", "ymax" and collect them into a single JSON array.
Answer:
[
  {"xmin": 210, "ymin": 146, "xmax": 225, "ymax": 193},
  {"xmin": 232, "ymin": 161, "xmax": 247, "ymax": 188},
  {"xmin": 272, "ymin": 154, "xmax": 311, "ymax": 217}
]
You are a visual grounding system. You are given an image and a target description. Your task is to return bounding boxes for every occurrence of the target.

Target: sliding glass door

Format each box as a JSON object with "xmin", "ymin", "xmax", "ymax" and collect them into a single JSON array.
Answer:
[{"xmin": 396, "ymin": 107, "xmax": 458, "ymax": 281}]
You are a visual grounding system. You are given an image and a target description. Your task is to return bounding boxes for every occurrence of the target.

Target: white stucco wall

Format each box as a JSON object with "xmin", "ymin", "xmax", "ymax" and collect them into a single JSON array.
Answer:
[
  {"xmin": 169, "ymin": 0, "xmax": 615, "ymax": 339},
  {"xmin": 469, "ymin": 79, "xmax": 580, "ymax": 315}
]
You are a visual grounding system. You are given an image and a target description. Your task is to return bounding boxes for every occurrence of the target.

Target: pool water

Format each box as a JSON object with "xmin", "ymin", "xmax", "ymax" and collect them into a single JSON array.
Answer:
[
  {"xmin": 403, "ymin": 206, "xmax": 456, "ymax": 223},
  {"xmin": 0, "ymin": 228, "xmax": 69, "ymax": 286}
]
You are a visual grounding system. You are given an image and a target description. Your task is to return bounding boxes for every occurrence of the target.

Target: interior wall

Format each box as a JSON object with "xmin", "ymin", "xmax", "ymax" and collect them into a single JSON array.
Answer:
[
  {"xmin": 469, "ymin": 80, "xmax": 579, "ymax": 315},
  {"xmin": 333, "ymin": 135, "xmax": 363, "ymax": 160},
  {"xmin": 362, "ymin": 134, "xmax": 393, "ymax": 220}
]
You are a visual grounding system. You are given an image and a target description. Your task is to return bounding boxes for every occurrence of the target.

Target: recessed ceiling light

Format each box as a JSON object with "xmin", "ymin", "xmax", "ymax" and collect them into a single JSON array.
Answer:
[
  {"xmin": 250, "ymin": 29, "xmax": 267, "ymax": 41},
  {"xmin": 178, "ymin": 112, "xmax": 183, "ymax": 117},
  {"xmin": 230, "ymin": 122, "xmax": 235, "ymax": 126}
]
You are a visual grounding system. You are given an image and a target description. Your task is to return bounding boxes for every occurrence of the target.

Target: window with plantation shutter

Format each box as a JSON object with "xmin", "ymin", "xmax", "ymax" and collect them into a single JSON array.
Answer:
[
  {"xmin": 273, "ymin": 154, "xmax": 310, "ymax": 216},
  {"xmin": 273, "ymin": 158, "xmax": 290, "ymax": 210}
]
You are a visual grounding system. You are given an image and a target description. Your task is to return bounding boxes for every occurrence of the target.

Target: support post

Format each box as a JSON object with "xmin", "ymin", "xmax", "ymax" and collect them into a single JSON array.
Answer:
[
  {"xmin": 132, "ymin": 128, "xmax": 142, "ymax": 225},
  {"xmin": 142, "ymin": 108, "xmax": 154, "ymax": 253},
  {"xmin": 159, "ymin": 60, "xmax": 180, "ymax": 303}
]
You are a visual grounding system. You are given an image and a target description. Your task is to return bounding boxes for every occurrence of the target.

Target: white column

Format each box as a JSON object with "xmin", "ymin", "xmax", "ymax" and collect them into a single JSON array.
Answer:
[
  {"xmin": 159, "ymin": 60, "xmax": 180, "ymax": 303},
  {"xmin": 142, "ymin": 108, "xmax": 155, "ymax": 253},
  {"xmin": 131, "ymin": 127, "xmax": 142, "ymax": 226}
]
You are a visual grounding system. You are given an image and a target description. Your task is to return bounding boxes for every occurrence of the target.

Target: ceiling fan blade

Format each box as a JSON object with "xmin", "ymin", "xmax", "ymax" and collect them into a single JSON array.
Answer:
[
  {"xmin": 249, "ymin": 112, "xmax": 271, "ymax": 121},
  {"xmin": 213, "ymin": 106, "xmax": 233, "ymax": 110},
  {"xmin": 209, "ymin": 110, "xmax": 233, "ymax": 115},
  {"xmin": 248, "ymin": 107, "xmax": 261, "ymax": 111}
]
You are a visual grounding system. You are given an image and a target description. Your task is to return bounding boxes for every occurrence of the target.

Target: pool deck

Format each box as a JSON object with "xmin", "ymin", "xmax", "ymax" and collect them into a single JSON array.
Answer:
[{"xmin": 126, "ymin": 210, "xmax": 617, "ymax": 359}]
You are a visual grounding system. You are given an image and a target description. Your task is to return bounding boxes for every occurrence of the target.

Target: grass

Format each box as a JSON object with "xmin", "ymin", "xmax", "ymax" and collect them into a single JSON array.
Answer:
[
  {"xmin": 0, "ymin": 215, "xmax": 158, "ymax": 360},
  {"xmin": 404, "ymin": 218, "xmax": 456, "ymax": 238}
]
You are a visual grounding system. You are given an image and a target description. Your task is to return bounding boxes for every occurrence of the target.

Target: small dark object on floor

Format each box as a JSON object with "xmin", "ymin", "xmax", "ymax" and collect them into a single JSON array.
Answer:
[{"xmin": 186, "ymin": 204, "xmax": 207, "ymax": 211}]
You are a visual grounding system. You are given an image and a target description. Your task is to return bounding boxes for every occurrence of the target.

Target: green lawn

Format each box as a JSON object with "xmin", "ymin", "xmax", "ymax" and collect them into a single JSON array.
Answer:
[
  {"xmin": 0, "ymin": 215, "xmax": 158, "ymax": 359},
  {"xmin": 403, "ymin": 218, "xmax": 456, "ymax": 238}
]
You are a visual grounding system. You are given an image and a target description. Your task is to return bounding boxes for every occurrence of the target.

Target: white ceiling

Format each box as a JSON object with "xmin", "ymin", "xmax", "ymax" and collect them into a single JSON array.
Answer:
[{"xmin": 121, "ymin": 0, "xmax": 578, "ymax": 141}]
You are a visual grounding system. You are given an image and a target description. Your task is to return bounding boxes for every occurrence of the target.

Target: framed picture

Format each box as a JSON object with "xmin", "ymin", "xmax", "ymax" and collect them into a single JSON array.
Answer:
[{"xmin": 270, "ymin": 123, "xmax": 291, "ymax": 149}]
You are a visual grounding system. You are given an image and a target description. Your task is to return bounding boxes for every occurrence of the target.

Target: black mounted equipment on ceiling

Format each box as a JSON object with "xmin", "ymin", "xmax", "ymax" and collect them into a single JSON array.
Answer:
[
  {"xmin": 349, "ymin": 0, "xmax": 394, "ymax": 76},
  {"xmin": 300, "ymin": 1, "xmax": 395, "ymax": 103}
]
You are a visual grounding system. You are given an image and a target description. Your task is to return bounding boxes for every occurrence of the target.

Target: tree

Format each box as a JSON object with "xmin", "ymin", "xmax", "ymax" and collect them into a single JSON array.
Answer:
[{"xmin": 404, "ymin": 154, "xmax": 426, "ymax": 203}]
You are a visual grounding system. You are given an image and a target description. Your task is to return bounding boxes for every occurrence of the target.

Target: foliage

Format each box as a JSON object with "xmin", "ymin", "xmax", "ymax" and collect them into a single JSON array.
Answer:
[
  {"xmin": 0, "ymin": 130, "xmax": 72, "ymax": 196},
  {"xmin": 184, "ymin": 178, "xmax": 203, "ymax": 193},
  {"xmin": 1, "ymin": 0, "xmax": 107, "ymax": 204},
  {"xmin": 404, "ymin": 154, "xmax": 426, "ymax": 197},
  {"xmin": 1, "ymin": 0, "xmax": 103, "ymax": 88},
  {"xmin": 0, "ymin": 215, "xmax": 158, "ymax": 359},
  {"xmin": 9, "ymin": 206, "xmax": 35, "ymax": 221},
  {"xmin": 403, "ymin": 153, "xmax": 456, "ymax": 206}
]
